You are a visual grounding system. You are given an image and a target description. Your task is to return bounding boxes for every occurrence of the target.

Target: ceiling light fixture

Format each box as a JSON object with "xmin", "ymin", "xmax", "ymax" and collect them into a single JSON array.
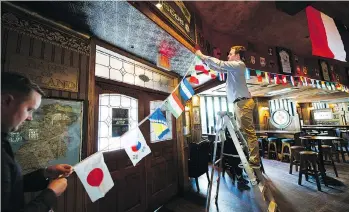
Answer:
[{"xmin": 156, "ymin": 1, "xmax": 163, "ymax": 8}]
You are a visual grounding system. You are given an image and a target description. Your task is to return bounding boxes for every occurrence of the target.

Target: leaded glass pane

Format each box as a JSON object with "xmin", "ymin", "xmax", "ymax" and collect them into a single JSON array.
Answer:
[
  {"xmin": 206, "ymin": 97, "xmax": 214, "ymax": 134},
  {"xmin": 95, "ymin": 46, "xmax": 175, "ymax": 93},
  {"xmin": 98, "ymin": 94, "xmax": 138, "ymax": 151},
  {"xmin": 221, "ymin": 97, "xmax": 227, "ymax": 112},
  {"xmin": 150, "ymin": 101, "xmax": 173, "ymax": 143},
  {"xmin": 200, "ymin": 96, "xmax": 207, "ymax": 134}
]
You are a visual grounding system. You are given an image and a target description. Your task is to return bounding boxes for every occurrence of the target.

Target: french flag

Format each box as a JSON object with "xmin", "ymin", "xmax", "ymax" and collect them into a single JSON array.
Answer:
[
  {"xmin": 218, "ymin": 72, "xmax": 226, "ymax": 81},
  {"xmin": 306, "ymin": 6, "xmax": 349, "ymax": 62}
]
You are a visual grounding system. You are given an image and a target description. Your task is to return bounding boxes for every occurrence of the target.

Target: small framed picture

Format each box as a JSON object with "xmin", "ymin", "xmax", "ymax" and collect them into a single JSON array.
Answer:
[
  {"xmin": 319, "ymin": 60, "xmax": 331, "ymax": 81},
  {"xmin": 193, "ymin": 107, "xmax": 200, "ymax": 124}
]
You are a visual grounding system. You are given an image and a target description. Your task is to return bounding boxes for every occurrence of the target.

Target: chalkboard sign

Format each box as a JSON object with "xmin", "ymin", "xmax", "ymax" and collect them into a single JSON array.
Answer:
[{"xmin": 112, "ymin": 108, "xmax": 129, "ymax": 137}]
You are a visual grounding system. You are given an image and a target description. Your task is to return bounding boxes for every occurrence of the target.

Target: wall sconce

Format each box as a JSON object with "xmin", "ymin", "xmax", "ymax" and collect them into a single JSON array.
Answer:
[
  {"xmin": 192, "ymin": 95, "xmax": 200, "ymax": 107},
  {"xmin": 156, "ymin": 0, "xmax": 163, "ymax": 8},
  {"xmin": 260, "ymin": 107, "xmax": 269, "ymax": 111}
]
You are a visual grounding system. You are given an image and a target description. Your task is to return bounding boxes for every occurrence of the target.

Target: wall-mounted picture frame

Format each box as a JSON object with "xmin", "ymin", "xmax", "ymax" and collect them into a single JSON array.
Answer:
[
  {"xmin": 318, "ymin": 60, "xmax": 331, "ymax": 81},
  {"xmin": 276, "ymin": 47, "xmax": 293, "ymax": 75},
  {"xmin": 193, "ymin": 107, "xmax": 200, "ymax": 124}
]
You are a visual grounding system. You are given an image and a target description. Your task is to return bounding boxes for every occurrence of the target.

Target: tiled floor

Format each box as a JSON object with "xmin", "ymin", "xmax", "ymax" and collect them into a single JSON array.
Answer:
[{"xmin": 158, "ymin": 157, "xmax": 349, "ymax": 212}]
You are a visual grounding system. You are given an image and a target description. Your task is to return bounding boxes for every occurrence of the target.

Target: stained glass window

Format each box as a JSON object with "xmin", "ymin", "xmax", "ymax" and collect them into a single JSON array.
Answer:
[
  {"xmin": 95, "ymin": 46, "xmax": 175, "ymax": 93},
  {"xmin": 98, "ymin": 94, "xmax": 138, "ymax": 151}
]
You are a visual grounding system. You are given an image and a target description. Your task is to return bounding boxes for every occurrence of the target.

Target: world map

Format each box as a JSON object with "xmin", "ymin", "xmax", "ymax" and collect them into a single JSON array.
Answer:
[{"xmin": 9, "ymin": 99, "xmax": 83, "ymax": 174}]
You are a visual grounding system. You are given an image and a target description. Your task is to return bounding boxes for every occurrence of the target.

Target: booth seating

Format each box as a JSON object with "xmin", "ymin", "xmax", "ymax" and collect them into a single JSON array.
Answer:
[
  {"xmin": 289, "ymin": 146, "xmax": 305, "ymax": 174},
  {"xmin": 188, "ymin": 140, "xmax": 210, "ymax": 192},
  {"xmin": 267, "ymin": 137, "xmax": 278, "ymax": 159},
  {"xmin": 298, "ymin": 151, "xmax": 322, "ymax": 191}
]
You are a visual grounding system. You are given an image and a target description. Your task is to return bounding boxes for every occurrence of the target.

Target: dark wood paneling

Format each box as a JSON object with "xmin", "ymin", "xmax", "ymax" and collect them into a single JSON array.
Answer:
[{"xmin": 2, "ymin": 26, "xmax": 90, "ymax": 212}]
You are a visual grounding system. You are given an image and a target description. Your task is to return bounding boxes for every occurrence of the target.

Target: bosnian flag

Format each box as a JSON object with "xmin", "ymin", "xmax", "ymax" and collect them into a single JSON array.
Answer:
[
  {"xmin": 123, "ymin": 127, "xmax": 151, "ymax": 166},
  {"xmin": 149, "ymin": 108, "xmax": 170, "ymax": 140},
  {"xmin": 306, "ymin": 6, "xmax": 349, "ymax": 62},
  {"xmin": 179, "ymin": 78, "xmax": 195, "ymax": 101},
  {"xmin": 166, "ymin": 92, "xmax": 184, "ymax": 118},
  {"xmin": 74, "ymin": 152, "xmax": 114, "ymax": 202}
]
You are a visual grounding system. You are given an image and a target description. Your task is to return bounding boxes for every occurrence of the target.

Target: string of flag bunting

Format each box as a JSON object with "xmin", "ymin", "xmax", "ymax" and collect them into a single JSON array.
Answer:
[
  {"xmin": 71, "ymin": 55, "xmax": 349, "ymax": 202},
  {"xmin": 187, "ymin": 55, "xmax": 349, "ymax": 93},
  {"xmin": 72, "ymin": 57, "xmax": 198, "ymax": 202}
]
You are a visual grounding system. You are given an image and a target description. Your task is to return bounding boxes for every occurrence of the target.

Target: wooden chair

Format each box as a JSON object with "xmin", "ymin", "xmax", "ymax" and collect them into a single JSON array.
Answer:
[
  {"xmin": 188, "ymin": 140, "xmax": 211, "ymax": 192},
  {"xmin": 321, "ymin": 145, "xmax": 338, "ymax": 177}
]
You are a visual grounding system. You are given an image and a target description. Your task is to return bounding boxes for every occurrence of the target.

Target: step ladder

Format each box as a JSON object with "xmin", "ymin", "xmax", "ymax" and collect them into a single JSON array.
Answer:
[{"xmin": 205, "ymin": 111, "xmax": 278, "ymax": 212}]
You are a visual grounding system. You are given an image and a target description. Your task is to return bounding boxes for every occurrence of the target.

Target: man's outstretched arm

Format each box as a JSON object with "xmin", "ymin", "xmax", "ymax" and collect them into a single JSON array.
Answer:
[{"xmin": 195, "ymin": 50, "xmax": 242, "ymax": 72}]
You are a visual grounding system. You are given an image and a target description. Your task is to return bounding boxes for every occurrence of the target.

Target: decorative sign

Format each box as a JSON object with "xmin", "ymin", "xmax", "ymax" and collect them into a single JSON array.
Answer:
[
  {"xmin": 319, "ymin": 60, "xmax": 330, "ymax": 81},
  {"xmin": 157, "ymin": 53, "xmax": 171, "ymax": 71},
  {"xmin": 260, "ymin": 57, "xmax": 266, "ymax": 67},
  {"xmin": 151, "ymin": 1, "xmax": 196, "ymax": 43},
  {"xmin": 270, "ymin": 109, "xmax": 291, "ymax": 129},
  {"xmin": 313, "ymin": 110, "xmax": 333, "ymax": 120},
  {"xmin": 268, "ymin": 47, "xmax": 273, "ymax": 56},
  {"xmin": 250, "ymin": 56, "xmax": 256, "ymax": 64},
  {"xmin": 9, "ymin": 54, "xmax": 79, "ymax": 92},
  {"xmin": 112, "ymin": 108, "xmax": 129, "ymax": 137},
  {"xmin": 276, "ymin": 47, "xmax": 293, "ymax": 74},
  {"xmin": 302, "ymin": 66, "xmax": 308, "ymax": 75}
]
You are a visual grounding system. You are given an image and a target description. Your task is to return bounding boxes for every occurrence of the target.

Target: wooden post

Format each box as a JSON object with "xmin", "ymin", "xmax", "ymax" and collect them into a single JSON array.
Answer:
[{"xmin": 174, "ymin": 78, "xmax": 190, "ymax": 193}]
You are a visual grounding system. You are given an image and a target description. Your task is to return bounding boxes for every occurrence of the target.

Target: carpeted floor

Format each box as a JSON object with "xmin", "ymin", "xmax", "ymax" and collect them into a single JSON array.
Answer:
[{"xmin": 157, "ymin": 157, "xmax": 349, "ymax": 212}]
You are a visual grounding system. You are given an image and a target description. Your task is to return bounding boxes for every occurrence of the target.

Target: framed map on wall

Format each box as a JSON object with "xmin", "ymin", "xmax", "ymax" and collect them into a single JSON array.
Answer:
[{"xmin": 8, "ymin": 98, "xmax": 83, "ymax": 174}]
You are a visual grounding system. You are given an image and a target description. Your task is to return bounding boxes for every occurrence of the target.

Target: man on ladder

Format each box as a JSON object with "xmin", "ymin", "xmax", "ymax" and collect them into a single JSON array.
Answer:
[{"xmin": 195, "ymin": 46, "xmax": 260, "ymax": 168}]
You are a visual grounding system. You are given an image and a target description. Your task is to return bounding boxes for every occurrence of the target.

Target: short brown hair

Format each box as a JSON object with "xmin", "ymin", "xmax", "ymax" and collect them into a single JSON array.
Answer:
[
  {"xmin": 1, "ymin": 72, "xmax": 45, "ymax": 97},
  {"xmin": 231, "ymin": 46, "xmax": 246, "ymax": 61}
]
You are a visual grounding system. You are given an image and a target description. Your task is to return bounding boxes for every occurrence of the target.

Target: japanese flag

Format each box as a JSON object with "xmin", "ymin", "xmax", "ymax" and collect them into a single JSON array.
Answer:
[
  {"xmin": 74, "ymin": 152, "xmax": 114, "ymax": 202},
  {"xmin": 123, "ymin": 127, "xmax": 151, "ymax": 166}
]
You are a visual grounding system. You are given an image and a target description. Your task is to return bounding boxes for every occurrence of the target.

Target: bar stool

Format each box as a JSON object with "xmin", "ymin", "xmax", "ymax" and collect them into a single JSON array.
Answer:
[
  {"xmin": 332, "ymin": 139, "xmax": 349, "ymax": 162},
  {"xmin": 298, "ymin": 151, "xmax": 321, "ymax": 191},
  {"xmin": 321, "ymin": 145, "xmax": 338, "ymax": 177},
  {"xmin": 281, "ymin": 138, "xmax": 294, "ymax": 161},
  {"xmin": 289, "ymin": 146, "xmax": 305, "ymax": 174},
  {"xmin": 267, "ymin": 137, "xmax": 278, "ymax": 159}
]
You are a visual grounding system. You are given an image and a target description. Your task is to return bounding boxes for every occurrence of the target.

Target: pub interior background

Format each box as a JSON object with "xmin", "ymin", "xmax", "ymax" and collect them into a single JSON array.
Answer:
[{"xmin": 1, "ymin": 1, "xmax": 349, "ymax": 212}]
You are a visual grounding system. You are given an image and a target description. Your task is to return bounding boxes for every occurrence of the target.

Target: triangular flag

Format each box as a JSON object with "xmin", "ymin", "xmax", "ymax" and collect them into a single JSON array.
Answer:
[
  {"xmin": 264, "ymin": 72, "xmax": 270, "ymax": 84},
  {"xmin": 316, "ymin": 80, "xmax": 321, "ymax": 89},
  {"xmin": 321, "ymin": 81, "xmax": 326, "ymax": 89},
  {"xmin": 166, "ymin": 93, "xmax": 184, "ymax": 118},
  {"xmin": 74, "ymin": 152, "xmax": 114, "ymax": 202},
  {"xmin": 331, "ymin": 82, "xmax": 336, "ymax": 90},
  {"xmin": 273, "ymin": 74, "xmax": 279, "ymax": 84},
  {"xmin": 256, "ymin": 70, "xmax": 262, "ymax": 82},
  {"xmin": 326, "ymin": 82, "xmax": 332, "ymax": 90},
  {"xmin": 304, "ymin": 77, "xmax": 308, "ymax": 86},
  {"xmin": 290, "ymin": 76, "xmax": 295, "ymax": 86},
  {"xmin": 336, "ymin": 83, "xmax": 342, "ymax": 90},
  {"xmin": 209, "ymin": 70, "xmax": 217, "ymax": 79},
  {"xmin": 218, "ymin": 72, "xmax": 226, "ymax": 81},
  {"xmin": 245, "ymin": 68, "xmax": 251, "ymax": 80},
  {"xmin": 179, "ymin": 78, "xmax": 195, "ymax": 101},
  {"xmin": 299, "ymin": 76, "xmax": 304, "ymax": 86},
  {"xmin": 123, "ymin": 127, "xmax": 151, "ymax": 166},
  {"xmin": 194, "ymin": 57, "xmax": 209, "ymax": 75},
  {"xmin": 281, "ymin": 75, "xmax": 287, "ymax": 85},
  {"xmin": 149, "ymin": 108, "xmax": 170, "ymax": 140},
  {"xmin": 310, "ymin": 79, "xmax": 315, "ymax": 87}
]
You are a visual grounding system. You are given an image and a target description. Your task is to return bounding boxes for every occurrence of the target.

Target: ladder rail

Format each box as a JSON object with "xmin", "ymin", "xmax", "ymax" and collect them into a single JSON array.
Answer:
[{"xmin": 205, "ymin": 111, "xmax": 278, "ymax": 212}]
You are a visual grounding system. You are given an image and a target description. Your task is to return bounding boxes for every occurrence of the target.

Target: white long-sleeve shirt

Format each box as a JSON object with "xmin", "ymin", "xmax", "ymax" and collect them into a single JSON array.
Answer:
[{"xmin": 203, "ymin": 56, "xmax": 251, "ymax": 103}]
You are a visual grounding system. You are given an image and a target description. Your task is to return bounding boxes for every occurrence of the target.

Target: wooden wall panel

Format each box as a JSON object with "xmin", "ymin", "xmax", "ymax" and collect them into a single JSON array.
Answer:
[{"xmin": 2, "ymin": 12, "xmax": 91, "ymax": 212}]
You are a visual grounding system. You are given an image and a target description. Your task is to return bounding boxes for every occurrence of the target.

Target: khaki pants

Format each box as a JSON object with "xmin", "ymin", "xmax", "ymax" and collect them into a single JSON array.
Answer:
[{"xmin": 234, "ymin": 98, "xmax": 260, "ymax": 165}]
